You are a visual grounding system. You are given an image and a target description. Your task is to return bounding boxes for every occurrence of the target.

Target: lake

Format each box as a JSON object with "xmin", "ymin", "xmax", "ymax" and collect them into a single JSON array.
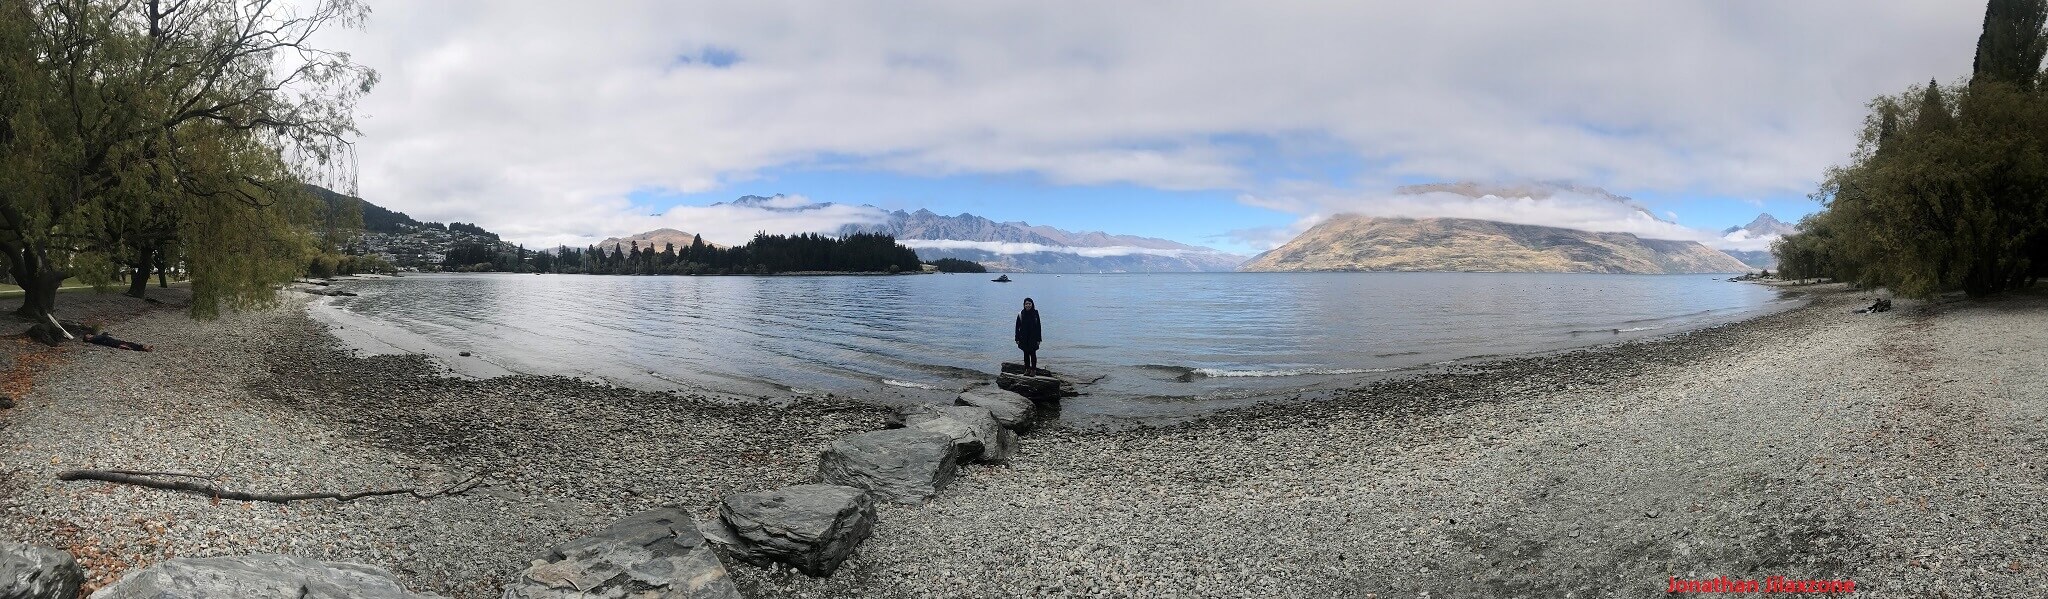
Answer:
[{"xmin": 310, "ymin": 272, "xmax": 1795, "ymax": 426}]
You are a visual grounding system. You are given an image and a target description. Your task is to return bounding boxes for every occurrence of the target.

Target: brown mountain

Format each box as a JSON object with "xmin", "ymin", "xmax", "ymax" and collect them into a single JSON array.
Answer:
[
  {"xmin": 1239, "ymin": 216, "xmax": 1750, "ymax": 274},
  {"xmin": 596, "ymin": 228, "xmax": 720, "ymax": 252}
]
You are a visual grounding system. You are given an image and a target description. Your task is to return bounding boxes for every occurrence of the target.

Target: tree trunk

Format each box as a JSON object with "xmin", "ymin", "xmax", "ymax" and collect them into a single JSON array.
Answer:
[
  {"xmin": 7, "ymin": 244, "xmax": 64, "ymax": 320},
  {"xmin": 125, "ymin": 245, "xmax": 156, "ymax": 299}
]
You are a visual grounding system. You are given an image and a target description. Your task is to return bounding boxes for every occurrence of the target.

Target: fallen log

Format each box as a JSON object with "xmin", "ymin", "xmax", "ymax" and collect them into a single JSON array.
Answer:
[{"xmin": 56, "ymin": 470, "xmax": 486, "ymax": 504}]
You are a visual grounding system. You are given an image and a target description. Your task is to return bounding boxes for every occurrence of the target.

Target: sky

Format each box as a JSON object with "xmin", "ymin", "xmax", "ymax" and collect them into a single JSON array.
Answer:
[{"xmin": 309, "ymin": 1, "xmax": 1984, "ymax": 255}]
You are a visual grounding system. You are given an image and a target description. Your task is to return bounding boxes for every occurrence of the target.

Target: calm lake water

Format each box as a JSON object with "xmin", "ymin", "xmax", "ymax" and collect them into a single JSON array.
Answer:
[{"xmin": 310, "ymin": 272, "xmax": 1794, "ymax": 426}]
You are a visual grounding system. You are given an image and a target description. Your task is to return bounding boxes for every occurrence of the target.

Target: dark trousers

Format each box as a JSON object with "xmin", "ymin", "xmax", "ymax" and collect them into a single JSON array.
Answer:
[{"xmin": 1020, "ymin": 345, "xmax": 1038, "ymax": 370}]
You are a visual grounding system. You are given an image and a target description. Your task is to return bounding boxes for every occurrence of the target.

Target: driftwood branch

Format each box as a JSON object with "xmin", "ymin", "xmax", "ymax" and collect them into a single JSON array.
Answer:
[
  {"xmin": 102, "ymin": 469, "xmax": 218, "ymax": 481},
  {"xmin": 56, "ymin": 470, "xmax": 486, "ymax": 504}
]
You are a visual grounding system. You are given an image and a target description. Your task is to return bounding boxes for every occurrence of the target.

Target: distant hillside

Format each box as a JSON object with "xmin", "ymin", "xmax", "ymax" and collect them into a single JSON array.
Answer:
[
  {"xmin": 1724, "ymin": 250, "xmax": 1778, "ymax": 270},
  {"xmin": 597, "ymin": 228, "xmax": 721, "ymax": 253},
  {"xmin": 304, "ymin": 184, "xmax": 502, "ymax": 239},
  {"xmin": 1240, "ymin": 216, "xmax": 1749, "ymax": 274},
  {"xmin": 302, "ymin": 184, "xmax": 512, "ymax": 269},
  {"xmin": 304, "ymin": 184, "xmax": 422, "ymax": 234}
]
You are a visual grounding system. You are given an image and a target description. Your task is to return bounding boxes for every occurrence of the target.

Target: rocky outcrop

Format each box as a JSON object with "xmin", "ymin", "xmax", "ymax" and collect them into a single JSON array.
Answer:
[
  {"xmin": 817, "ymin": 429, "xmax": 960, "ymax": 504},
  {"xmin": 996, "ymin": 363, "xmax": 1079, "ymax": 402},
  {"xmin": 505, "ymin": 507, "xmax": 739, "ymax": 599},
  {"xmin": 1, "ymin": 542, "xmax": 82, "ymax": 599},
  {"xmin": 89, "ymin": 554, "xmax": 440, "ymax": 599},
  {"xmin": 888, "ymin": 405, "xmax": 1018, "ymax": 464},
  {"xmin": 955, "ymin": 387, "xmax": 1037, "ymax": 430},
  {"xmin": 709, "ymin": 485, "xmax": 876, "ymax": 577},
  {"xmin": 1240, "ymin": 215, "xmax": 1750, "ymax": 274}
]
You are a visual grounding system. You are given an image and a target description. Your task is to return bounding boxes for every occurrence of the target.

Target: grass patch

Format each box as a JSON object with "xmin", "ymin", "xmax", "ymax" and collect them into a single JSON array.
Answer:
[{"xmin": 0, "ymin": 278, "xmax": 105, "ymax": 297}]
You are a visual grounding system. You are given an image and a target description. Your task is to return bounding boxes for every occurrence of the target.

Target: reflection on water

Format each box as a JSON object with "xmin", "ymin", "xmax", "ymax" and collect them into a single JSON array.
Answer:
[{"xmin": 312, "ymin": 272, "xmax": 1793, "ymax": 426}]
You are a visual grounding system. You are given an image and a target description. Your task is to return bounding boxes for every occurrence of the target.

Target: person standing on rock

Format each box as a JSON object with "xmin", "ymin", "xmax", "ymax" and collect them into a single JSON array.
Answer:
[{"xmin": 1015, "ymin": 298, "xmax": 1043, "ymax": 372}]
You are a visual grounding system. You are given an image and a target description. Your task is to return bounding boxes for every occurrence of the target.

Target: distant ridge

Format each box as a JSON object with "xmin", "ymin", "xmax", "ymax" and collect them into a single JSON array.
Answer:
[
  {"xmin": 597, "ymin": 228, "xmax": 721, "ymax": 252},
  {"xmin": 1241, "ymin": 215, "xmax": 1749, "ymax": 274}
]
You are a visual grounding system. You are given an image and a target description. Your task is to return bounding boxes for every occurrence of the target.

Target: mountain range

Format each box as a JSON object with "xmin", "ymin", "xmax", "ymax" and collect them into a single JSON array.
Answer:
[
  {"xmin": 1722, "ymin": 213, "xmax": 1797, "ymax": 237},
  {"xmin": 1239, "ymin": 216, "xmax": 1750, "ymax": 274},
  {"xmin": 1720, "ymin": 213, "xmax": 1797, "ymax": 269},
  {"xmin": 694, "ymin": 195, "xmax": 1246, "ymax": 272},
  {"xmin": 838, "ymin": 208, "xmax": 1246, "ymax": 272}
]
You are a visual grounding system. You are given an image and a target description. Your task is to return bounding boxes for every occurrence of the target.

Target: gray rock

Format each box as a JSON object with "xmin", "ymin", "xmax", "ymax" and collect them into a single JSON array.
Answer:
[
  {"xmin": 817, "ymin": 429, "xmax": 960, "ymax": 504},
  {"xmin": 505, "ymin": 507, "xmax": 739, "ymax": 599},
  {"xmin": 88, "ymin": 554, "xmax": 439, "ymax": 599},
  {"xmin": 896, "ymin": 405, "xmax": 1018, "ymax": 464},
  {"xmin": 715, "ymin": 484, "xmax": 876, "ymax": 577},
  {"xmin": 955, "ymin": 387, "xmax": 1037, "ymax": 429},
  {"xmin": 1, "ymin": 542, "xmax": 82, "ymax": 599}
]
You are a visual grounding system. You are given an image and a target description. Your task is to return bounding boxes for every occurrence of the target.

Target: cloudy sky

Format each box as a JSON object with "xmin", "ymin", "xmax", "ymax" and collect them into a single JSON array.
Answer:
[{"xmin": 316, "ymin": 1, "xmax": 1982, "ymax": 253}]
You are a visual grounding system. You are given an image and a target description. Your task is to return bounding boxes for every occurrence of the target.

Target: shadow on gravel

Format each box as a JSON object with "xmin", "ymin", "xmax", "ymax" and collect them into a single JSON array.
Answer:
[{"xmin": 1435, "ymin": 473, "xmax": 1870, "ymax": 598}]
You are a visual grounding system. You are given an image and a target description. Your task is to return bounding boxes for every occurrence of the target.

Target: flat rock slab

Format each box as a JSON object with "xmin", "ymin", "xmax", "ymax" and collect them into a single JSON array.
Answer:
[
  {"xmin": 506, "ymin": 507, "xmax": 740, "ymax": 599},
  {"xmin": 894, "ymin": 404, "xmax": 1018, "ymax": 464},
  {"xmin": 89, "ymin": 554, "xmax": 441, "ymax": 599},
  {"xmin": 996, "ymin": 363, "xmax": 1084, "ymax": 401},
  {"xmin": 818, "ymin": 429, "xmax": 960, "ymax": 504},
  {"xmin": 715, "ymin": 484, "xmax": 877, "ymax": 577},
  {"xmin": 955, "ymin": 387, "xmax": 1037, "ymax": 430},
  {"xmin": 1, "ymin": 542, "xmax": 82, "ymax": 599}
]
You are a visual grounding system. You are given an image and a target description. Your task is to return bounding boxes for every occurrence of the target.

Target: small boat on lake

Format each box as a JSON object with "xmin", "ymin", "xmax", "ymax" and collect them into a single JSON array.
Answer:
[{"xmin": 992, "ymin": 275, "xmax": 1012, "ymax": 282}]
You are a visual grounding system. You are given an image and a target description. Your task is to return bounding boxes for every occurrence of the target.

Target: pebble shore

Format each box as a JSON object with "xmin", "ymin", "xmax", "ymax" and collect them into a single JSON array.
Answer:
[{"xmin": 4, "ymin": 284, "xmax": 2045, "ymax": 598}]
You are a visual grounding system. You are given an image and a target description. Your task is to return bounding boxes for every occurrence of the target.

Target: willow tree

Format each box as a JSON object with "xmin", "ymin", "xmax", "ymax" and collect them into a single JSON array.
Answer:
[
  {"xmin": 1780, "ymin": 0, "xmax": 2048, "ymax": 297},
  {"xmin": 0, "ymin": 0, "xmax": 375, "ymax": 319}
]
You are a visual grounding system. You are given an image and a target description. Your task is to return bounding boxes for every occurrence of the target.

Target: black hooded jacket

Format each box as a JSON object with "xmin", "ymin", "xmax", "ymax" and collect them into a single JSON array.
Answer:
[{"xmin": 1015, "ymin": 308, "xmax": 1042, "ymax": 350}]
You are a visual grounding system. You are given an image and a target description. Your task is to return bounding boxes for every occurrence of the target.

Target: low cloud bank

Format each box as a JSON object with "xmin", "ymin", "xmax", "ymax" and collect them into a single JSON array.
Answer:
[
  {"xmin": 1718, "ymin": 230, "xmax": 1783, "ymax": 253},
  {"xmin": 899, "ymin": 239, "xmax": 1216, "ymax": 258},
  {"xmin": 548, "ymin": 197, "xmax": 889, "ymax": 249}
]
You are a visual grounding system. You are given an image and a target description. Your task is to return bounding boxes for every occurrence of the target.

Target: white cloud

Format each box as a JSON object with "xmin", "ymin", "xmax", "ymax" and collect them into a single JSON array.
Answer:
[
  {"xmin": 899, "ymin": 239, "xmax": 1215, "ymax": 258},
  {"xmin": 1718, "ymin": 230, "xmax": 1783, "ymax": 253},
  {"xmin": 524, "ymin": 197, "xmax": 888, "ymax": 249},
  {"xmin": 314, "ymin": 1, "xmax": 1981, "ymax": 246}
]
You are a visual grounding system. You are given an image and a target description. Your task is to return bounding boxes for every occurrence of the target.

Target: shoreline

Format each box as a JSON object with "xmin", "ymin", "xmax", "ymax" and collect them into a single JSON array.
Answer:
[
  {"xmin": 305, "ymin": 272, "xmax": 1802, "ymax": 430},
  {"xmin": 2, "ymin": 283, "xmax": 2043, "ymax": 597}
]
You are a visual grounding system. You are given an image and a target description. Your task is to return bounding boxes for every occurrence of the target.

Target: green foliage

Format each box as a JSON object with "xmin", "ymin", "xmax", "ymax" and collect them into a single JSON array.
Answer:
[
  {"xmin": 1777, "ymin": 2, "xmax": 2048, "ymax": 297},
  {"xmin": 308, "ymin": 253, "xmax": 393, "ymax": 278},
  {"xmin": 1974, "ymin": 0, "xmax": 2048, "ymax": 89},
  {"xmin": 929, "ymin": 258, "xmax": 989, "ymax": 273},
  {"xmin": 469, "ymin": 233, "xmax": 925, "ymax": 276},
  {"xmin": 0, "ymin": 0, "xmax": 375, "ymax": 318}
]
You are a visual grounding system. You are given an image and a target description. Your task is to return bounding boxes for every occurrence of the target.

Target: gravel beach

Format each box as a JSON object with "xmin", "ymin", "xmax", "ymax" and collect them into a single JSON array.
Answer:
[{"xmin": 3, "ymin": 284, "xmax": 2045, "ymax": 598}]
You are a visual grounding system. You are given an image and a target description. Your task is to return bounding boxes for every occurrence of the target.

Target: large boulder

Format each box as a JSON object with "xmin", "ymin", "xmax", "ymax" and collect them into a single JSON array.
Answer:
[
  {"xmin": 996, "ymin": 363, "xmax": 1077, "ymax": 402},
  {"xmin": 505, "ymin": 507, "xmax": 739, "ymax": 599},
  {"xmin": 711, "ymin": 485, "xmax": 875, "ymax": 577},
  {"xmin": 817, "ymin": 429, "xmax": 959, "ymax": 504},
  {"xmin": 954, "ymin": 387, "xmax": 1037, "ymax": 430},
  {"xmin": 88, "ymin": 554, "xmax": 440, "ymax": 599},
  {"xmin": 891, "ymin": 405, "xmax": 1017, "ymax": 464},
  {"xmin": 1, "ymin": 542, "xmax": 82, "ymax": 599}
]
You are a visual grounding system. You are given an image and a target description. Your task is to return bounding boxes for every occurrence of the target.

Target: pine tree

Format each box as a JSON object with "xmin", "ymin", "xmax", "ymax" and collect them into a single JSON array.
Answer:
[{"xmin": 1973, "ymin": 0, "xmax": 2048, "ymax": 89}]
